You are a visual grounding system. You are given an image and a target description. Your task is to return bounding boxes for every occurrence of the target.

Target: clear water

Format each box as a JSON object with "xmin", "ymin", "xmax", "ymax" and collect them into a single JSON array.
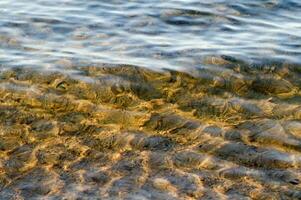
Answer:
[{"xmin": 0, "ymin": 1, "xmax": 301, "ymax": 199}]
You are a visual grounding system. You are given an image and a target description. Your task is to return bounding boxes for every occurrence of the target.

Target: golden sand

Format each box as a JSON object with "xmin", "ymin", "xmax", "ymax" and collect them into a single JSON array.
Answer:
[{"xmin": 0, "ymin": 63, "xmax": 300, "ymax": 199}]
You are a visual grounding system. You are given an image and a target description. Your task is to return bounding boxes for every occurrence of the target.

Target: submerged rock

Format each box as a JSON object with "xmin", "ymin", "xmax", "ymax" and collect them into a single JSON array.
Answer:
[{"xmin": 252, "ymin": 76, "xmax": 296, "ymax": 98}]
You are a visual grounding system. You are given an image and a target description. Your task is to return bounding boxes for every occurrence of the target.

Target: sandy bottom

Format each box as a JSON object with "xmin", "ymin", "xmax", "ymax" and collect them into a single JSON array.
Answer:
[{"xmin": 0, "ymin": 63, "xmax": 301, "ymax": 199}]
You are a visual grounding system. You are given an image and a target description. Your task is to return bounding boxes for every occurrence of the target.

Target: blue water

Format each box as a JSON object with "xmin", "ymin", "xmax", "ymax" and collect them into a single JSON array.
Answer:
[{"xmin": 1, "ymin": 0, "xmax": 301, "ymax": 71}]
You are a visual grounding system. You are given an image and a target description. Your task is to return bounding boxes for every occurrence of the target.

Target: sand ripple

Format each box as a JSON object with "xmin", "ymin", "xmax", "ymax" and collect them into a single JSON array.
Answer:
[{"xmin": 0, "ymin": 63, "xmax": 301, "ymax": 199}]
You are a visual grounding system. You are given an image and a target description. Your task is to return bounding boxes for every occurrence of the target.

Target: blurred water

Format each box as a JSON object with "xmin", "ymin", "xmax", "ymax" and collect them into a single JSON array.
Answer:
[{"xmin": 0, "ymin": 0, "xmax": 301, "ymax": 71}]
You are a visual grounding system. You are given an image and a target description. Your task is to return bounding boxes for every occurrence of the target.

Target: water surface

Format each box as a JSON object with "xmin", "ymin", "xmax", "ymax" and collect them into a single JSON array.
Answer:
[{"xmin": 1, "ymin": 0, "xmax": 301, "ymax": 70}]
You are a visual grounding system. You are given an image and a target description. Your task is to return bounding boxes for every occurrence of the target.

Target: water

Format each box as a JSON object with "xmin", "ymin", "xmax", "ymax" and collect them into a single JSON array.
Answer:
[
  {"xmin": 0, "ymin": 0, "xmax": 301, "ymax": 199},
  {"xmin": 1, "ymin": 0, "xmax": 301, "ymax": 70}
]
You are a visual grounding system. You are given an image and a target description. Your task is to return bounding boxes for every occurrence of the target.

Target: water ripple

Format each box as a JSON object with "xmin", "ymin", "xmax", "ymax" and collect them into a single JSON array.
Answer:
[{"xmin": 0, "ymin": 0, "xmax": 300, "ymax": 70}]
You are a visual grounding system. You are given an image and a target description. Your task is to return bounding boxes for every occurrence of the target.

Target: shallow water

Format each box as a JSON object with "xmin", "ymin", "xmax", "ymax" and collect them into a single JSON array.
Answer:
[{"xmin": 0, "ymin": 1, "xmax": 301, "ymax": 200}]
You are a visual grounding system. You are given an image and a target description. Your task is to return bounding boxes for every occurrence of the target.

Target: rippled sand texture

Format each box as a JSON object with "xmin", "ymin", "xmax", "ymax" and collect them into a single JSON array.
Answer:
[{"xmin": 0, "ymin": 63, "xmax": 301, "ymax": 199}]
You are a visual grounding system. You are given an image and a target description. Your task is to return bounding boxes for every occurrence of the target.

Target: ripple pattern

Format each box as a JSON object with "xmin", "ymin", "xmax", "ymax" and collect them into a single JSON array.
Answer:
[
  {"xmin": 0, "ymin": 63, "xmax": 300, "ymax": 199},
  {"xmin": 0, "ymin": 0, "xmax": 301, "ymax": 70}
]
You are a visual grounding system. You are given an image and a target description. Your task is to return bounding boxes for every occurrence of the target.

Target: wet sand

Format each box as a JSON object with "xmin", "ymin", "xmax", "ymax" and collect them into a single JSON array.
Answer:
[{"xmin": 0, "ymin": 62, "xmax": 301, "ymax": 199}]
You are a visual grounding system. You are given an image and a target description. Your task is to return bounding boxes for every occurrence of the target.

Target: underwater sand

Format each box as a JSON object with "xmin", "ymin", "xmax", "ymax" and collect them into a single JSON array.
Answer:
[{"xmin": 0, "ymin": 62, "xmax": 300, "ymax": 199}]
